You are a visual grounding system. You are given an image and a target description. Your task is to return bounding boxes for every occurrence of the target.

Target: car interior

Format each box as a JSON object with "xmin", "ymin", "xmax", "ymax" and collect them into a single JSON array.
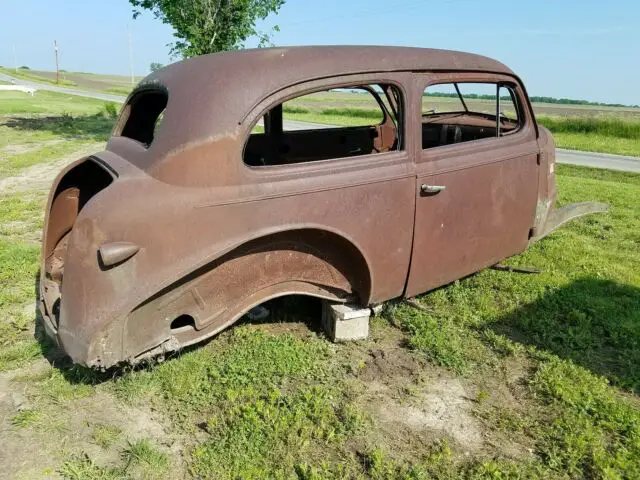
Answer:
[
  {"xmin": 244, "ymin": 84, "xmax": 402, "ymax": 167},
  {"xmin": 243, "ymin": 81, "xmax": 522, "ymax": 166},
  {"xmin": 421, "ymin": 82, "xmax": 521, "ymax": 149}
]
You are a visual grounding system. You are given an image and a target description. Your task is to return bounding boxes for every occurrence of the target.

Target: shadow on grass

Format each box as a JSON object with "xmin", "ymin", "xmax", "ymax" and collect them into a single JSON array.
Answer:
[
  {"xmin": 489, "ymin": 277, "xmax": 640, "ymax": 394},
  {"xmin": 4, "ymin": 113, "xmax": 115, "ymax": 143}
]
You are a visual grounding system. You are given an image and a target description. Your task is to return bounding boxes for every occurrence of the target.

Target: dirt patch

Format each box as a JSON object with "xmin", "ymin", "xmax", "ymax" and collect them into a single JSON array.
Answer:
[
  {"xmin": 344, "ymin": 328, "xmax": 535, "ymax": 462},
  {"xmin": 0, "ymin": 140, "xmax": 64, "ymax": 158},
  {"xmin": 354, "ymin": 343, "xmax": 485, "ymax": 454},
  {"xmin": 369, "ymin": 377, "xmax": 484, "ymax": 451},
  {"xmin": 0, "ymin": 364, "xmax": 186, "ymax": 479},
  {"xmin": 0, "ymin": 142, "xmax": 103, "ymax": 194}
]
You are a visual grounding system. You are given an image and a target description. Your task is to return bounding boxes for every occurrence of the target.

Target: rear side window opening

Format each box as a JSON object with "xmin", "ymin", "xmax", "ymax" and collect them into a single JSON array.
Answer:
[
  {"xmin": 244, "ymin": 83, "xmax": 403, "ymax": 167},
  {"xmin": 115, "ymin": 87, "xmax": 168, "ymax": 148}
]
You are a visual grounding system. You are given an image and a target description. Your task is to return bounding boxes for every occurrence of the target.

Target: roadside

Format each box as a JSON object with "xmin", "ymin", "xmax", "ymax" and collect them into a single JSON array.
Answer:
[
  {"xmin": 0, "ymin": 72, "xmax": 126, "ymax": 103},
  {"xmin": 2, "ymin": 71, "xmax": 639, "ymax": 168},
  {"xmin": 556, "ymin": 148, "xmax": 640, "ymax": 173}
]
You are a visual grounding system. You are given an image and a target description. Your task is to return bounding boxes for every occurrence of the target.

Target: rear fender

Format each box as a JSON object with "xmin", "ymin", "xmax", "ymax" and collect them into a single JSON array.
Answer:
[{"xmin": 120, "ymin": 229, "xmax": 372, "ymax": 363}]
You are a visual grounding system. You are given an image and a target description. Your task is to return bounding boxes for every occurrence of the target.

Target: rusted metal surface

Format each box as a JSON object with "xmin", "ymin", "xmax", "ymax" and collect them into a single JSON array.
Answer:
[
  {"xmin": 491, "ymin": 264, "xmax": 542, "ymax": 274},
  {"xmin": 38, "ymin": 46, "xmax": 604, "ymax": 368}
]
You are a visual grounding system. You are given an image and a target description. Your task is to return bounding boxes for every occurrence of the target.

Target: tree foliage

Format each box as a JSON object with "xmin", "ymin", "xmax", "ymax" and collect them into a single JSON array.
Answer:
[
  {"xmin": 129, "ymin": 0, "xmax": 285, "ymax": 58},
  {"xmin": 149, "ymin": 62, "xmax": 164, "ymax": 72}
]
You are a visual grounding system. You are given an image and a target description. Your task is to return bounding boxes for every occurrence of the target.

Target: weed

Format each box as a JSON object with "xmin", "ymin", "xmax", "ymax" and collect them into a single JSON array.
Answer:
[
  {"xmin": 92, "ymin": 424, "xmax": 123, "ymax": 449},
  {"xmin": 102, "ymin": 102, "xmax": 119, "ymax": 118},
  {"xmin": 11, "ymin": 408, "xmax": 64, "ymax": 432},
  {"xmin": 122, "ymin": 439, "xmax": 169, "ymax": 478},
  {"xmin": 58, "ymin": 455, "xmax": 122, "ymax": 480},
  {"xmin": 11, "ymin": 409, "xmax": 42, "ymax": 428}
]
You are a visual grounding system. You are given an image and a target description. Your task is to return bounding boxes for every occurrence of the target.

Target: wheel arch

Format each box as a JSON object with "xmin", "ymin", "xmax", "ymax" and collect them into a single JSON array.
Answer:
[{"xmin": 120, "ymin": 226, "xmax": 373, "ymax": 362}]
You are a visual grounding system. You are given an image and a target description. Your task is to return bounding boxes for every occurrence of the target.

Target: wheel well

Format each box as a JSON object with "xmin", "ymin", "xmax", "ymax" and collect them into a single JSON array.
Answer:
[{"xmin": 235, "ymin": 228, "xmax": 372, "ymax": 304}]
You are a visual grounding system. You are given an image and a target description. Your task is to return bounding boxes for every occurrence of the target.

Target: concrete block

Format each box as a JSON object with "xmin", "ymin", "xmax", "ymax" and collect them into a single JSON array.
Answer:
[{"xmin": 321, "ymin": 301, "xmax": 370, "ymax": 342}]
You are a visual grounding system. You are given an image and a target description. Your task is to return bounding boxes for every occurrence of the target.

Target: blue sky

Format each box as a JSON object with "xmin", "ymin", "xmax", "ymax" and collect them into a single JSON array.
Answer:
[{"xmin": 1, "ymin": 0, "xmax": 638, "ymax": 104}]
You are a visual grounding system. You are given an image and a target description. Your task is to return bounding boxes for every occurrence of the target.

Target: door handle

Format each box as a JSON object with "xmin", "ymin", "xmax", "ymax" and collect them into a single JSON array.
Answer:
[{"xmin": 421, "ymin": 184, "xmax": 447, "ymax": 194}]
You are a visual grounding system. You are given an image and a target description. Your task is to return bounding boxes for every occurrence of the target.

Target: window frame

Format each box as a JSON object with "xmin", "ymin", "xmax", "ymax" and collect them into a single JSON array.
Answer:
[
  {"xmin": 419, "ymin": 73, "xmax": 532, "ymax": 154},
  {"xmin": 240, "ymin": 74, "xmax": 408, "ymax": 171},
  {"xmin": 279, "ymin": 84, "xmax": 392, "ymax": 131}
]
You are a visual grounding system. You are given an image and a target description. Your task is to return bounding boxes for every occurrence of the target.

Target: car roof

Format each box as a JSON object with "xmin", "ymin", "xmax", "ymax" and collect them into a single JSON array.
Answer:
[
  {"xmin": 137, "ymin": 46, "xmax": 516, "ymax": 158},
  {"xmin": 153, "ymin": 45, "xmax": 513, "ymax": 81}
]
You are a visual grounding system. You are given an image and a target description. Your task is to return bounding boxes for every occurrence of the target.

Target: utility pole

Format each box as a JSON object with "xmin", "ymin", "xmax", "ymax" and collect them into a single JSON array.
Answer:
[
  {"xmin": 54, "ymin": 40, "xmax": 60, "ymax": 84},
  {"xmin": 12, "ymin": 43, "xmax": 17, "ymax": 73},
  {"xmin": 128, "ymin": 24, "xmax": 134, "ymax": 86}
]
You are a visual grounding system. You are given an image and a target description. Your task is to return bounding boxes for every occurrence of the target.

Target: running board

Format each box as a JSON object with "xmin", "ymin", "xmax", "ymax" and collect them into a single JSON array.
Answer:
[{"xmin": 530, "ymin": 202, "xmax": 609, "ymax": 244}]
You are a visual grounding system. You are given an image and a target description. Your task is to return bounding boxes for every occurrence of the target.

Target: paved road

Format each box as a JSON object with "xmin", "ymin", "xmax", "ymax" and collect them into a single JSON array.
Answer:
[
  {"xmin": 555, "ymin": 149, "xmax": 640, "ymax": 173},
  {"xmin": 3, "ymin": 72, "xmax": 639, "ymax": 173}
]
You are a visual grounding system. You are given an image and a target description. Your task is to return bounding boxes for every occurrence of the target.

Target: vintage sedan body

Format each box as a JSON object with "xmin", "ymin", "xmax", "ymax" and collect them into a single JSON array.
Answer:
[{"xmin": 39, "ymin": 46, "xmax": 603, "ymax": 368}]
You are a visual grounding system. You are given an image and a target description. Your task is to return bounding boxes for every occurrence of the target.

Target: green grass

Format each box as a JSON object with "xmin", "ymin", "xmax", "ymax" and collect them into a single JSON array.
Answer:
[
  {"xmin": 537, "ymin": 115, "xmax": 640, "ymax": 156},
  {"xmin": 550, "ymin": 132, "xmax": 640, "ymax": 156},
  {"xmin": 0, "ymin": 98, "xmax": 115, "ymax": 179},
  {"xmin": 122, "ymin": 439, "xmax": 170, "ymax": 478},
  {"xmin": 284, "ymin": 105, "xmax": 383, "ymax": 128},
  {"xmin": 0, "ymin": 236, "xmax": 41, "ymax": 372},
  {"xmin": 11, "ymin": 407, "xmax": 64, "ymax": 432},
  {"xmin": 92, "ymin": 424, "xmax": 123, "ymax": 449},
  {"xmin": 112, "ymin": 327, "xmax": 366, "ymax": 479},
  {"xmin": 59, "ymin": 440, "xmax": 169, "ymax": 480},
  {"xmin": 58, "ymin": 456, "xmax": 122, "ymax": 480},
  {"xmin": 538, "ymin": 115, "xmax": 640, "ymax": 138},
  {"xmin": 0, "ymin": 138, "xmax": 104, "ymax": 178},
  {"xmin": 104, "ymin": 86, "xmax": 133, "ymax": 96},
  {"xmin": 0, "ymin": 90, "xmax": 117, "ymax": 115}
]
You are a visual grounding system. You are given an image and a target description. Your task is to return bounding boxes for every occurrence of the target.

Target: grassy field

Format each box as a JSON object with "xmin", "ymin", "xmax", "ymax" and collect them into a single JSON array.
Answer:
[
  {"xmin": 1, "ymin": 90, "xmax": 639, "ymax": 478},
  {"xmin": 0, "ymin": 67, "xmax": 78, "ymax": 87},
  {"xmin": 0, "ymin": 67, "xmax": 141, "ymax": 94},
  {"xmin": 284, "ymin": 93, "xmax": 640, "ymax": 157},
  {"xmin": 3, "ymin": 67, "xmax": 639, "ymax": 156}
]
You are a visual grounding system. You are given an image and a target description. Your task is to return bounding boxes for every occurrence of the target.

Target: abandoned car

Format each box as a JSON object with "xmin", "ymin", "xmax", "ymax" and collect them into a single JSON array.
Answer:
[{"xmin": 39, "ymin": 46, "xmax": 606, "ymax": 368}]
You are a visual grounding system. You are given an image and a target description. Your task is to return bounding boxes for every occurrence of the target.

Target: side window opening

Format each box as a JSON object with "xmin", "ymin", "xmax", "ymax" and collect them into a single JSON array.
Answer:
[
  {"xmin": 117, "ymin": 88, "xmax": 168, "ymax": 147},
  {"xmin": 244, "ymin": 83, "xmax": 402, "ymax": 167},
  {"xmin": 422, "ymin": 82, "xmax": 521, "ymax": 150}
]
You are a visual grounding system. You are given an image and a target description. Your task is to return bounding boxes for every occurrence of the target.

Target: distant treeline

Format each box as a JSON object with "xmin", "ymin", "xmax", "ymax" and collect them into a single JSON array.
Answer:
[{"xmin": 424, "ymin": 92, "xmax": 639, "ymax": 109}]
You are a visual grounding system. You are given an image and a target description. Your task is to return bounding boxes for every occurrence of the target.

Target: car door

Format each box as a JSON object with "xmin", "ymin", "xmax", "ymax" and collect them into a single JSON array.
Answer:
[
  {"xmin": 240, "ymin": 73, "xmax": 416, "ymax": 304},
  {"xmin": 405, "ymin": 72, "xmax": 540, "ymax": 298}
]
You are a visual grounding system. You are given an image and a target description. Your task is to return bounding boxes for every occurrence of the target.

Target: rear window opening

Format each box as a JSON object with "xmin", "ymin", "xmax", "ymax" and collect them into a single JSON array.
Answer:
[{"xmin": 116, "ymin": 88, "xmax": 168, "ymax": 147}]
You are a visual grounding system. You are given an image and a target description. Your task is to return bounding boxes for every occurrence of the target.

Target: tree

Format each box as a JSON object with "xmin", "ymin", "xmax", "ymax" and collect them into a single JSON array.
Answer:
[
  {"xmin": 129, "ymin": 0, "xmax": 285, "ymax": 58},
  {"xmin": 150, "ymin": 62, "xmax": 164, "ymax": 72}
]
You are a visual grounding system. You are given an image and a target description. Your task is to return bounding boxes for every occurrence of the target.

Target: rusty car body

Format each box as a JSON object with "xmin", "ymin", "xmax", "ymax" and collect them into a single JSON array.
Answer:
[{"xmin": 39, "ymin": 46, "xmax": 606, "ymax": 368}]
